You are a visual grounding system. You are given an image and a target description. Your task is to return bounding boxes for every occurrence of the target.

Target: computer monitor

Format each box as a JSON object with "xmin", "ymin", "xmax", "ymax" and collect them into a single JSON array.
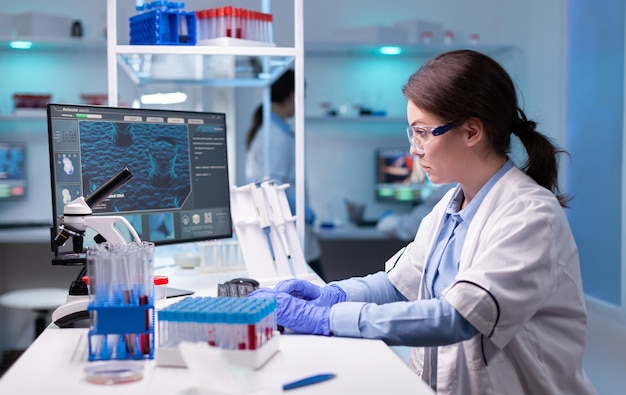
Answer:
[
  {"xmin": 375, "ymin": 147, "xmax": 431, "ymax": 204},
  {"xmin": 47, "ymin": 103, "xmax": 233, "ymax": 259},
  {"xmin": 0, "ymin": 141, "xmax": 27, "ymax": 201}
]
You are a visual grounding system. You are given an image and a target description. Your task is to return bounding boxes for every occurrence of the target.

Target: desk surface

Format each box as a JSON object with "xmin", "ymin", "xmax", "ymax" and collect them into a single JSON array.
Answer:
[
  {"xmin": 0, "ymin": 327, "xmax": 434, "ymax": 394},
  {"xmin": 0, "ymin": 265, "xmax": 434, "ymax": 395}
]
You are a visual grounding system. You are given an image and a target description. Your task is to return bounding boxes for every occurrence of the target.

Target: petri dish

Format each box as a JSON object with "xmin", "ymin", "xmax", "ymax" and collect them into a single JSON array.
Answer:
[{"xmin": 84, "ymin": 361, "xmax": 144, "ymax": 385}]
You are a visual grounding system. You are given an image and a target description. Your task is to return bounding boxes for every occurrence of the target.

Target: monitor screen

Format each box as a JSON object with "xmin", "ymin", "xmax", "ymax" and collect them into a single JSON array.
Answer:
[
  {"xmin": 0, "ymin": 142, "xmax": 27, "ymax": 201},
  {"xmin": 375, "ymin": 147, "xmax": 431, "ymax": 204},
  {"xmin": 47, "ymin": 103, "xmax": 232, "ymax": 258}
]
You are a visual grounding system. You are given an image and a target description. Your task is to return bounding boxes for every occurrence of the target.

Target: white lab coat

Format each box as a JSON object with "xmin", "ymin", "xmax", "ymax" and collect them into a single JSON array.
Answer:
[{"xmin": 386, "ymin": 166, "xmax": 597, "ymax": 395}]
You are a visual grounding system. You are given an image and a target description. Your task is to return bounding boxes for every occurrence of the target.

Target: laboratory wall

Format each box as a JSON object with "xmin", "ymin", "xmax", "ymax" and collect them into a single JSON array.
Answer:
[
  {"xmin": 300, "ymin": 0, "xmax": 566, "ymax": 222},
  {"xmin": 566, "ymin": 0, "xmax": 625, "ymax": 308}
]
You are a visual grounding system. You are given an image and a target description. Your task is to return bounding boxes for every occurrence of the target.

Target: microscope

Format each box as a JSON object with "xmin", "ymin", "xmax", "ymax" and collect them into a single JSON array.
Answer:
[{"xmin": 51, "ymin": 167, "xmax": 142, "ymax": 327}]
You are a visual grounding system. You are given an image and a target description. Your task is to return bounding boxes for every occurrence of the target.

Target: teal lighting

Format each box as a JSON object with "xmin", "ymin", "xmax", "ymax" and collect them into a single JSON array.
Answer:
[
  {"xmin": 10, "ymin": 41, "xmax": 33, "ymax": 49},
  {"xmin": 379, "ymin": 46, "xmax": 402, "ymax": 55}
]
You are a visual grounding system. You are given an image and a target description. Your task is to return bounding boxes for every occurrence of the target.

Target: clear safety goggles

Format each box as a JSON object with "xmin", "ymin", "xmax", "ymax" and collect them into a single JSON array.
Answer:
[{"xmin": 406, "ymin": 122, "xmax": 455, "ymax": 155}]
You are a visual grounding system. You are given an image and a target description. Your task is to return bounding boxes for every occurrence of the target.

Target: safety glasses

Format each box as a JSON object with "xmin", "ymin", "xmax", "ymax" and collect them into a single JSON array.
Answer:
[{"xmin": 406, "ymin": 122, "xmax": 455, "ymax": 155}]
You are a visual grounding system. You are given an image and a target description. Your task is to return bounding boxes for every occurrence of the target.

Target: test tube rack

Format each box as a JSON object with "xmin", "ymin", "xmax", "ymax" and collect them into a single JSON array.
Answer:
[
  {"xmin": 85, "ymin": 241, "xmax": 156, "ymax": 361},
  {"xmin": 87, "ymin": 303, "xmax": 155, "ymax": 361},
  {"xmin": 229, "ymin": 181, "xmax": 314, "ymax": 284},
  {"xmin": 155, "ymin": 296, "xmax": 279, "ymax": 369},
  {"xmin": 130, "ymin": 6, "xmax": 197, "ymax": 45}
]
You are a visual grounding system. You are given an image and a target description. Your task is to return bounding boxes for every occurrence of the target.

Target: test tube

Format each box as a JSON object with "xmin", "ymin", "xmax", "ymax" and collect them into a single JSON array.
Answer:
[
  {"xmin": 234, "ymin": 7, "xmax": 242, "ymax": 38},
  {"xmin": 208, "ymin": 8, "xmax": 217, "ymax": 39},
  {"xmin": 216, "ymin": 7, "xmax": 225, "ymax": 38},
  {"xmin": 224, "ymin": 5, "xmax": 233, "ymax": 38}
]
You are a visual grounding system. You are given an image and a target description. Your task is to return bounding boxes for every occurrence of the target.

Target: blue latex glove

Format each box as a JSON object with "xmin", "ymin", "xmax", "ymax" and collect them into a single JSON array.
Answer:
[
  {"xmin": 274, "ymin": 279, "xmax": 346, "ymax": 307},
  {"xmin": 248, "ymin": 288, "xmax": 331, "ymax": 335}
]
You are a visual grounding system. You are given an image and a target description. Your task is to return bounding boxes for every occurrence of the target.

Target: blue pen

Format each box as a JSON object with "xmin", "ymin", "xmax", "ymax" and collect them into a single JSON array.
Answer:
[{"xmin": 283, "ymin": 373, "xmax": 337, "ymax": 391}]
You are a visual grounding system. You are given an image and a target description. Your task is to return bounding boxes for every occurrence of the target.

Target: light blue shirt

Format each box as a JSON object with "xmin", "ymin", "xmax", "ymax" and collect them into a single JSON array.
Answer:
[{"xmin": 330, "ymin": 159, "xmax": 514, "ymax": 346}]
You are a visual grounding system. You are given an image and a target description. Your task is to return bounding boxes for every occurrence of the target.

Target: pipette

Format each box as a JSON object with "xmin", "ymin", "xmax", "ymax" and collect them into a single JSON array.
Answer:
[
  {"xmin": 249, "ymin": 182, "xmax": 277, "ymax": 270},
  {"xmin": 261, "ymin": 180, "xmax": 297, "ymax": 278}
]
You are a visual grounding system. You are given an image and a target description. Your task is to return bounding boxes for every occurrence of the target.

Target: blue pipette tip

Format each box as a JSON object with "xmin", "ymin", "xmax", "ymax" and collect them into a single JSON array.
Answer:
[
  {"xmin": 263, "ymin": 227, "xmax": 276, "ymax": 261},
  {"xmin": 286, "ymin": 255, "xmax": 297, "ymax": 278}
]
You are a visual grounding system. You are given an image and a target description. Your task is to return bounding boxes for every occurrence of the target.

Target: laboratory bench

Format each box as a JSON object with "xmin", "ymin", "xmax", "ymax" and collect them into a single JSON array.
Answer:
[
  {"xmin": 0, "ymin": 226, "xmax": 51, "ymax": 244},
  {"xmin": 0, "ymin": 260, "xmax": 435, "ymax": 395}
]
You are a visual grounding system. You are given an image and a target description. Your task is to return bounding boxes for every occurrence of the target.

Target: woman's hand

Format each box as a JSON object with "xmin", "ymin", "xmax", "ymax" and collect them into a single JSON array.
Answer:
[
  {"xmin": 248, "ymin": 288, "xmax": 331, "ymax": 335},
  {"xmin": 274, "ymin": 279, "xmax": 346, "ymax": 307}
]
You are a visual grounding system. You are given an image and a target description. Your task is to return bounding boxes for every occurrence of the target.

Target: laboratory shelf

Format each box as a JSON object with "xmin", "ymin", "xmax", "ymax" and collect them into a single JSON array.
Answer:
[
  {"xmin": 0, "ymin": 227, "xmax": 51, "ymax": 243},
  {"xmin": 0, "ymin": 36, "xmax": 106, "ymax": 51},
  {"xmin": 0, "ymin": 114, "xmax": 46, "ymax": 121},
  {"xmin": 304, "ymin": 41, "xmax": 516, "ymax": 58},
  {"xmin": 107, "ymin": 0, "xmax": 304, "ymax": 96},
  {"xmin": 106, "ymin": 0, "xmax": 308, "ymax": 244},
  {"xmin": 116, "ymin": 44, "xmax": 297, "ymax": 57},
  {"xmin": 117, "ymin": 50, "xmax": 295, "ymax": 87},
  {"xmin": 306, "ymin": 115, "xmax": 406, "ymax": 123}
]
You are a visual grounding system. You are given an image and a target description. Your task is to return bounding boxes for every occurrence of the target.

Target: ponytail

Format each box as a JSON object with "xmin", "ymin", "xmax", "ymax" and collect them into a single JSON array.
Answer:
[{"xmin": 513, "ymin": 108, "xmax": 571, "ymax": 208}]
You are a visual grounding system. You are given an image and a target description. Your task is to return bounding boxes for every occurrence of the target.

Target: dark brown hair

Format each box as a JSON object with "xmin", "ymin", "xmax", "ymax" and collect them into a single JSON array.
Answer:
[
  {"xmin": 245, "ymin": 69, "xmax": 295, "ymax": 150},
  {"xmin": 402, "ymin": 49, "xmax": 570, "ymax": 207}
]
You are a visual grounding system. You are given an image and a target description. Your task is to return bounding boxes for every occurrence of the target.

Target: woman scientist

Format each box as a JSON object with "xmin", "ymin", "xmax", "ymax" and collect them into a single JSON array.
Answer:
[{"xmin": 249, "ymin": 50, "xmax": 597, "ymax": 394}]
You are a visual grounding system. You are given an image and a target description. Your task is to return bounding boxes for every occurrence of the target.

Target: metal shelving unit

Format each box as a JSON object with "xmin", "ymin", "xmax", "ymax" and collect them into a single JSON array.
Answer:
[{"xmin": 105, "ymin": 0, "xmax": 307, "ymax": 245}]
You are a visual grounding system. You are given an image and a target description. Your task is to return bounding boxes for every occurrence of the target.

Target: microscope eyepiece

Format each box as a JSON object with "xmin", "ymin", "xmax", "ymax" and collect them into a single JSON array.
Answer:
[{"xmin": 84, "ymin": 167, "xmax": 133, "ymax": 208}]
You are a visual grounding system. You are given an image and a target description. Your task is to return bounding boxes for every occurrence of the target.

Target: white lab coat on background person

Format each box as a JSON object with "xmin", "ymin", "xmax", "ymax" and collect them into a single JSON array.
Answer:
[
  {"xmin": 244, "ymin": 69, "xmax": 322, "ymax": 274},
  {"xmin": 385, "ymin": 165, "xmax": 596, "ymax": 395},
  {"xmin": 245, "ymin": 113, "xmax": 322, "ymax": 265}
]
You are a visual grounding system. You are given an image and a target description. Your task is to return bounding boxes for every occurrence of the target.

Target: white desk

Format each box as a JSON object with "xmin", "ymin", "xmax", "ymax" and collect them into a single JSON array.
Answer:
[{"xmin": 0, "ymin": 265, "xmax": 435, "ymax": 395}]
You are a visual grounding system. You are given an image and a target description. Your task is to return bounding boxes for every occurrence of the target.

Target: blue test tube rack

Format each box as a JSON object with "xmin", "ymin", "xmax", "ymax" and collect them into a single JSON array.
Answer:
[
  {"xmin": 87, "ymin": 303, "xmax": 155, "ymax": 361},
  {"xmin": 85, "ymin": 241, "xmax": 157, "ymax": 362},
  {"xmin": 130, "ymin": 1, "xmax": 197, "ymax": 45}
]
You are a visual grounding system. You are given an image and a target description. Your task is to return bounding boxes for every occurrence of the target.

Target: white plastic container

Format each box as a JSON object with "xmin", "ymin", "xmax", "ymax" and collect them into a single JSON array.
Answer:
[
  {"xmin": 173, "ymin": 253, "xmax": 201, "ymax": 269},
  {"xmin": 393, "ymin": 19, "xmax": 444, "ymax": 45},
  {"xmin": 331, "ymin": 25, "xmax": 406, "ymax": 45},
  {"xmin": 154, "ymin": 275, "xmax": 168, "ymax": 310},
  {"xmin": 157, "ymin": 333, "xmax": 280, "ymax": 369}
]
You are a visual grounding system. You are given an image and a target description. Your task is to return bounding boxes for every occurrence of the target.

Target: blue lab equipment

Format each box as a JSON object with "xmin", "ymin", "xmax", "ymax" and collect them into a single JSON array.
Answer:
[
  {"xmin": 274, "ymin": 279, "xmax": 346, "ymax": 307},
  {"xmin": 86, "ymin": 242, "xmax": 156, "ymax": 361},
  {"xmin": 129, "ymin": 0, "xmax": 197, "ymax": 45},
  {"xmin": 248, "ymin": 289, "xmax": 331, "ymax": 336}
]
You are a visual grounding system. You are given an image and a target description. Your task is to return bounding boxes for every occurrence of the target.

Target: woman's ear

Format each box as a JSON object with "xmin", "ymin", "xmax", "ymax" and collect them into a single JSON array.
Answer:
[{"xmin": 463, "ymin": 117, "xmax": 484, "ymax": 147}]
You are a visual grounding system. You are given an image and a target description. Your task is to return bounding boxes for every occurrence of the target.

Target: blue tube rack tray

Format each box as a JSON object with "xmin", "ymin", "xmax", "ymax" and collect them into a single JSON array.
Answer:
[
  {"xmin": 129, "ymin": 9, "xmax": 197, "ymax": 45},
  {"xmin": 87, "ymin": 303, "xmax": 155, "ymax": 361}
]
